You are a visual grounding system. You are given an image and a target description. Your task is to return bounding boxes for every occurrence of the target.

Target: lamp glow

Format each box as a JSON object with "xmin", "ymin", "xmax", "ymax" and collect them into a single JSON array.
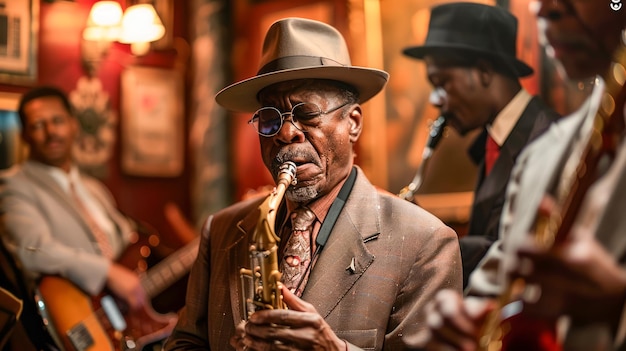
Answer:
[
  {"xmin": 83, "ymin": 1, "xmax": 122, "ymax": 41},
  {"xmin": 119, "ymin": 4, "xmax": 165, "ymax": 55}
]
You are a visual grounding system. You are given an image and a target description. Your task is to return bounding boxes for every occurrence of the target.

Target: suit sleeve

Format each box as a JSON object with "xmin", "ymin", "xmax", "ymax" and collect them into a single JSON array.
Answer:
[
  {"xmin": 0, "ymin": 176, "xmax": 110, "ymax": 295},
  {"xmin": 390, "ymin": 224, "xmax": 463, "ymax": 350},
  {"xmin": 163, "ymin": 216, "xmax": 213, "ymax": 350}
]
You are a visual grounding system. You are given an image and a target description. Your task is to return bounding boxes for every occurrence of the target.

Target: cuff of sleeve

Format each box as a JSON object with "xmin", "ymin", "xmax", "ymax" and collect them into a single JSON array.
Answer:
[{"xmin": 70, "ymin": 256, "xmax": 110, "ymax": 295}]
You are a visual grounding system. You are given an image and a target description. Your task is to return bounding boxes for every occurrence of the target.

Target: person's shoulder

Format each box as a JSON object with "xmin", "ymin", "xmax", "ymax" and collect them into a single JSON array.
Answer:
[
  {"xmin": 377, "ymin": 189, "xmax": 452, "ymax": 232},
  {"xmin": 0, "ymin": 164, "xmax": 32, "ymax": 190}
]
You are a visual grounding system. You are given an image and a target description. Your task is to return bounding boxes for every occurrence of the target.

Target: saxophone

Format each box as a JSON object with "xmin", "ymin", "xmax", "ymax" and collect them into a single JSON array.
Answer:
[
  {"xmin": 239, "ymin": 161, "xmax": 297, "ymax": 320},
  {"xmin": 398, "ymin": 116, "xmax": 447, "ymax": 201}
]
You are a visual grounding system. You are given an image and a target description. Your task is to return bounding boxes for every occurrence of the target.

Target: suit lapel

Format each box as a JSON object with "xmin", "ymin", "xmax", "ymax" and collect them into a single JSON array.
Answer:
[
  {"xmin": 301, "ymin": 169, "xmax": 377, "ymax": 318},
  {"xmin": 228, "ymin": 209, "xmax": 256, "ymax": 324},
  {"xmin": 472, "ymin": 99, "xmax": 545, "ymax": 221},
  {"xmin": 22, "ymin": 162, "xmax": 90, "ymax": 231},
  {"xmin": 227, "ymin": 169, "xmax": 378, "ymax": 320},
  {"xmin": 470, "ymin": 98, "xmax": 559, "ymax": 235}
]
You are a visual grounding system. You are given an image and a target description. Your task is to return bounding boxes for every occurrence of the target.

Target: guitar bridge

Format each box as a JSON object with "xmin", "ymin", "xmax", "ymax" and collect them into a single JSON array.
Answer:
[{"xmin": 67, "ymin": 323, "xmax": 94, "ymax": 351}]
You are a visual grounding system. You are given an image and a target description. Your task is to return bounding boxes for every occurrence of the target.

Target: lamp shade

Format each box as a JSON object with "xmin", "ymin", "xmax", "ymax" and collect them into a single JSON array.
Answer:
[
  {"xmin": 119, "ymin": 4, "xmax": 165, "ymax": 44},
  {"xmin": 83, "ymin": 1, "xmax": 123, "ymax": 41}
]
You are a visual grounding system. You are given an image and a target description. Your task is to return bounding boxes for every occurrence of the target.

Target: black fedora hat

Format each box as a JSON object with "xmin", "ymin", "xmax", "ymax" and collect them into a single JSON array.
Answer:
[
  {"xmin": 402, "ymin": 2, "xmax": 533, "ymax": 77},
  {"xmin": 216, "ymin": 18, "xmax": 389, "ymax": 112}
]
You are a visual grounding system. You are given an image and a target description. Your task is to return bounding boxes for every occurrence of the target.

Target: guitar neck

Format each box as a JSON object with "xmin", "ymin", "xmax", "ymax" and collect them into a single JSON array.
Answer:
[
  {"xmin": 553, "ymin": 42, "xmax": 626, "ymax": 244},
  {"xmin": 140, "ymin": 236, "xmax": 200, "ymax": 298}
]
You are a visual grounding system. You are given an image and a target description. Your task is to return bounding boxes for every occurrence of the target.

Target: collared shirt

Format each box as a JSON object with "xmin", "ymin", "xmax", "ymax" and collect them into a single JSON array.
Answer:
[
  {"xmin": 282, "ymin": 168, "xmax": 350, "ymax": 253},
  {"xmin": 45, "ymin": 164, "xmax": 117, "ymax": 248},
  {"xmin": 487, "ymin": 89, "xmax": 533, "ymax": 146}
]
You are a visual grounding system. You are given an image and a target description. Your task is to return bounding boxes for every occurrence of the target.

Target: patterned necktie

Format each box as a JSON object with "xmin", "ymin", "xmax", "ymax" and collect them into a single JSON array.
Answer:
[
  {"xmin": 281, "ymin": 206, "xmax": 316, "ymax": 296},
  {"xmin": 70, "ymin": 182, "xmax": 115, "ymax": 259},
  {"xmin": 485, "ymin": 134, "xmax": 500, "ymax": 176}
]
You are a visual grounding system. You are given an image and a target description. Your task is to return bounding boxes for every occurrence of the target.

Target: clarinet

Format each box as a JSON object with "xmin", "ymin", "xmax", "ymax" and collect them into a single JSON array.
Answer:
[{"xmin": 398, "ymin": 116, "xmax": 447, "ymax": 202}]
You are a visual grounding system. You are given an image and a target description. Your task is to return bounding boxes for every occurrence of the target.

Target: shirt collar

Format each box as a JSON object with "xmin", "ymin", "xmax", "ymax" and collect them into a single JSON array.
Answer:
[
  {"xmin": 285, "ymin": 168, "xmax": 351, "ymax": 224},
  {"xmin": 41, "ymin": 163, "xmax": 80, "ymax": 194},
  {"xmin": 487, "ymin": 89, "xmax": 532, "ymax": 146}
]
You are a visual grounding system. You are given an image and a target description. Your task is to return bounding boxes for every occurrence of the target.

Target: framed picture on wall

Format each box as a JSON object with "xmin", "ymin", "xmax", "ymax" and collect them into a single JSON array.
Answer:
[
  {"xmin": 0, "ymin": 0, "xmax": 38, "ymax": 85},
  {"xmin": 121, "ymin": 66, "xmax": 184, "ymax": 177},
  {"xmin": 0, "ymin": 92, "xmax": 23, "ymax": 170}
]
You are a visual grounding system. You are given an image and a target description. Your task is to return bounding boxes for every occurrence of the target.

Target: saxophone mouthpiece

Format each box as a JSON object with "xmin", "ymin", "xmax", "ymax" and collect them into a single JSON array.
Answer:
[{"xmin": 278, "ymin": 161, "xmax": 298, "ymax": 186}]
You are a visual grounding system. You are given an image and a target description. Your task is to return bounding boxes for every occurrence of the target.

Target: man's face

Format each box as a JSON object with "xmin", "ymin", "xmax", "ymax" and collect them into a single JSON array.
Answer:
[
  {"xmin": 257, "ymin": 80, "xmax": 361, "ymax": 204},
  {"xmin": 425, "ymin": 56, "xmax": 492, "ymax": 136},
  {"xmin": 536, "ymin": 0, "xmax": 625, "ymax": 80},
  {"xmin": 21, "ymin": 96, "xmax": 77, "ymax": 170}
]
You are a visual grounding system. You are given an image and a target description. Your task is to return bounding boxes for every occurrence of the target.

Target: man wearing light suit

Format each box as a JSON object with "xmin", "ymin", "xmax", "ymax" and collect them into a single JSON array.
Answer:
[
  {"xmin": 164, "ymin": 18, "xmax": 462, "ymax": 351},
  {"xmin": 0, "ymin": 86, "xmax": 145, "ymax": 311},
  {"xmin": 402, "ymin": 2, "xmax": 560, "ymax": 288},
  {"xmin": 422, "ymin": 0, "xmax": 626, "ymax": 350}
]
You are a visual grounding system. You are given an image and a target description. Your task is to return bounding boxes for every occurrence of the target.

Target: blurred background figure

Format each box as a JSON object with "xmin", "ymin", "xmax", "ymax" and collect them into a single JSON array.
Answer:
[
  {"xmin": 422, "ymin": 0, "xmax": 626, "ymax": 350},
  {"xmin": 402, "ymin": 2, "xmax": 559, "ymax": 288}
]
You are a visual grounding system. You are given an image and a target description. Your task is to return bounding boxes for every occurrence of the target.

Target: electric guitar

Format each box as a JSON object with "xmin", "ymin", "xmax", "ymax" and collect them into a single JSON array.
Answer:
[
  {"xmin": 35, "ymin": 236, "xmax": 200, "ymax": 351},
  {"xmin": 478, "ymin": 31, "xmax": 626, "ymax": 351}
]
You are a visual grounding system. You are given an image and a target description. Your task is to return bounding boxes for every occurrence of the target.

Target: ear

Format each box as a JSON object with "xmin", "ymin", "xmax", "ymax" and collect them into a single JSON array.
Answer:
[
  {"xmin": 347, "ymin": 105, "xmax": 363, "ymax": 143},
  {"xmin": 476, "ymin": 59, "xmax": 494, "ymax": 87}
]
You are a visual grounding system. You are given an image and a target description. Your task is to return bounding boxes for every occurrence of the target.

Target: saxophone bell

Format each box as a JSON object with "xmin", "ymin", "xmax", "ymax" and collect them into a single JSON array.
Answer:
[{"xmin": 240, "ymin": 161, "xmax": 297, "ymax": 320}]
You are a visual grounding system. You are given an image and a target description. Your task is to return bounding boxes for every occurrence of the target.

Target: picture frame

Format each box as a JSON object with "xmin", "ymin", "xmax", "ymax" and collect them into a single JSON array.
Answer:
[
  {"xmin": 0, "ymin": 92, "xmax": 23, "ymax": 170},
  {"xmin": 121, "ymin": 66, "xmax": 184, "ymax": 177},
  {"xmin": 0, "ymin": 0, "xmax": 39, "ymax": 85}
]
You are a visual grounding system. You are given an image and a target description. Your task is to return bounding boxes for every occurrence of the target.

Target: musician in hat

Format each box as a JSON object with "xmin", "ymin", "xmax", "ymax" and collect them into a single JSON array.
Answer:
[
  {"xmin": 164, "ymin": 17, "xmax": 462, "ymax": 351},
  {"xmin": 423, "ymin": 0, "xmax": 626, "ymax": 350},
  {"xmin": 402, "ymin": 2, "xmax": 559, "ymax": 289}
]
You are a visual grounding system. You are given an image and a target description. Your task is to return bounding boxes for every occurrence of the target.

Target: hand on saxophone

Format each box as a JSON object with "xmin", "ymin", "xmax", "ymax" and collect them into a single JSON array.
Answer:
[
  {"xmin": 240, "ymin": 286, "xmax": 347, "ymax": 350},
  {"xmin": 422, "ymin": 289, "xmax": 494, "ymax": 351}
]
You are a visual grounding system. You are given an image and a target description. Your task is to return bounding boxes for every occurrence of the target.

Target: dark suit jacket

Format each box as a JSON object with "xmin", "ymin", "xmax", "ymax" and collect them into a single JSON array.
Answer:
[
  {"xmin": 461, "ymin": 96, "xmax": 559, "ymax": 288},
  {"xmin": 164, "ymin": 167, "xmax": 462, "ymax": 351}
]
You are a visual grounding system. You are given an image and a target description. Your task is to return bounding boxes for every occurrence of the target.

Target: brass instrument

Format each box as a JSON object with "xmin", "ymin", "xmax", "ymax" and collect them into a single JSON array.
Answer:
[
  {"xmin": 398, "ymin": 116, "xmax": 447, "ymax": 201},
  {"xmin": 478, "ymin": 30, "xmax": 626, "ymax": 351},
  {"xmin": 239, "ymin": 161, "xmax": 297, "ymax": 320}
]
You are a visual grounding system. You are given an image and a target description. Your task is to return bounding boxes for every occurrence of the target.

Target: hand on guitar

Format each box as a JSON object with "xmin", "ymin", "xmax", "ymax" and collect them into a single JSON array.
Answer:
[
  {"xmin": 423, "ymin": 289, "xmax": 495, "ymax": 351},
  {"xmin": 238, "ymin": 286, "xmax": 347, "ymax": 351},
  {"xmin": 512, "ymin": 195, "xmax": 626, "ymax": 328},
  {"xmin": 106, "ymin": 262, "xmax": 147, "ymax": 310}
]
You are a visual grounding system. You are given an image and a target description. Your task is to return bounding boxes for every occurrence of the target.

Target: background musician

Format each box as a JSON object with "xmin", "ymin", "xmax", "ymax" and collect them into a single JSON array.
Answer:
[
  {"xmin": 402, "ymin": 2, "xmax": 560, "ymax": 288},
  {"xmin": 0, "ymin": 86, "xmax": 147, "ymax": 348},
  {"xmin": 421, "ymin": 0, "xmax": 626, "ymax": 350},
  {"xmin": 163, "ymin": 17, "xmax": 462, "ymax": 351}
]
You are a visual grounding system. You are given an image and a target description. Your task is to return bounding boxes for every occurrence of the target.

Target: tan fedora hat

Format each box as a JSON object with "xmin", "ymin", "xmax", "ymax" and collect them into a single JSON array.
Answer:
[{"xmin": 215, "ymin": 17, "xmax": 389, "ymax": 112}]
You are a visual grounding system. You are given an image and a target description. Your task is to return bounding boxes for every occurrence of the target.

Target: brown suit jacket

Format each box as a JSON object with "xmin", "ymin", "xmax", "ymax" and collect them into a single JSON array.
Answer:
[{"xmin": 164, "ymin": 167, "xmax": 462, "ymax": 350}]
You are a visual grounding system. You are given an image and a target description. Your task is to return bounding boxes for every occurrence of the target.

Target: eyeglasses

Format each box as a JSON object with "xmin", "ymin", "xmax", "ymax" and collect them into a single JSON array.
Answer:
[{"xmin": 248, "ymin": 101, "xmax": 351, "ymax": 137}]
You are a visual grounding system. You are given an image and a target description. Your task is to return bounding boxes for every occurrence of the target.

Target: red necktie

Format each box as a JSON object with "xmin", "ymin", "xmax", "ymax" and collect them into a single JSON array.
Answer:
[
  {"xmin": 485, "ymin": 134, "xmax": 500, "ymax": 176},
  {"xmin": 70, "ymin": 183, "xmax": 115, "ymax": 259},
  {"xmin": 281, "ymin": 206, "xmax": 315, "ymax": 297}
]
